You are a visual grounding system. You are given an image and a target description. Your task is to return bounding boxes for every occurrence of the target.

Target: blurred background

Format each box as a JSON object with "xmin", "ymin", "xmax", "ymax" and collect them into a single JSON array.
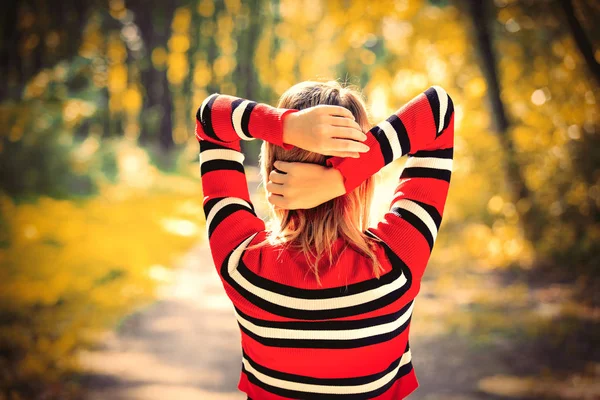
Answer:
[{"xmin": 1, "ymin": 0, "xmax": 599, "ymax": 399}]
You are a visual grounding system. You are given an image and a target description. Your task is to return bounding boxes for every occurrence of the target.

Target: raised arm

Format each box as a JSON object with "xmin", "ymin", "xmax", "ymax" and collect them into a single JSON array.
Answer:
[
  {"xmin": 325, "ymin": 86, "xmax": 455, "ymax": 280},
  {"xmin": 196, "ymin": 93, "xmax": 366, "ymax": 273},
  {"xmin": 195, "ymin": 94, "xmax": 297, "ymax": 270}
]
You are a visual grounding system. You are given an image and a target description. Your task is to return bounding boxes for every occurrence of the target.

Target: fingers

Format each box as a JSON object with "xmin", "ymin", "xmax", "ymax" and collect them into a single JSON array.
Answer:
[
  {"xmin": 329, "ymin": 115, "xmax": 362, "ymax": 130},
  {"xmin": 328, "ymin": 151, "xmax": 361, "ymax": 158},
  {"xmin": 329, "ymin": 117, "xmax": 366, "ymax": 139},
  {"xmin": 266, "ymin": 180, "xmax": 285, "ymax": 195},
  {"xmin": 273, "ymin": 160, "xmax": 293, "ymax": 173},
  {"xmin": 267, "ymin": 192, "xmax": 288, "ymax": 209},
  {"xmin": 267, "ymin": 192, "xmax": 299, "ymax": 210},
  {"xmin": 330, "ymin": 125, "xmax": 367, "ymax": 142},
  {"xmin": 326, "ymin": 138, "xmax": 370, "ymax": 154},
  {"xmin": 269, "ymin": 169, "xmax": 288, "ymax": 184},
  {"xmin": 316, "ymin": 105, "xmax": 355, "ymax": 120}
]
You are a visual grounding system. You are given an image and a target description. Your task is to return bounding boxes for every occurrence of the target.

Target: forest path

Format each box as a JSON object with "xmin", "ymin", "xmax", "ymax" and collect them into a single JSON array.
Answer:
[{"xmin": 79, "ymin": 169, "xmax": 511, "ymax": 400}]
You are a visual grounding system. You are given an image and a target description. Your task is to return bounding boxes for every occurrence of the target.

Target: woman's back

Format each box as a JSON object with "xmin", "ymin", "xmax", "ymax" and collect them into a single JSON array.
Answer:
[
  {"xmin": 196, "ymin": 82, "xmax": 454, "ymax": 399},
  {"xmin": 236, "ymin": 233, "xmax": 417, "ymax": 399}
]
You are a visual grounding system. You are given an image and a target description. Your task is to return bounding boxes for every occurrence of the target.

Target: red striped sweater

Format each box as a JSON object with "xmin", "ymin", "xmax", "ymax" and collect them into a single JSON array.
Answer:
[{"xmin": 195, "ymin": 86, "xmax": 454, "ymax": 399}]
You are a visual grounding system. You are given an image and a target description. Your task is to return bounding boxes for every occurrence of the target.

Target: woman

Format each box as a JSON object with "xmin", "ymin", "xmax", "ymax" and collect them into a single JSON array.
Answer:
[{"xmin": 196, "ymin": 80, "xmax": 454, "ymax": 399}]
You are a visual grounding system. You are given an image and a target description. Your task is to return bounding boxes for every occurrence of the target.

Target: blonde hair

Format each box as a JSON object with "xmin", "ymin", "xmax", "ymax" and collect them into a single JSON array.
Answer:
[{"xmin": 247, "ymin": 80, "xmax": 383, "ymax": 283}]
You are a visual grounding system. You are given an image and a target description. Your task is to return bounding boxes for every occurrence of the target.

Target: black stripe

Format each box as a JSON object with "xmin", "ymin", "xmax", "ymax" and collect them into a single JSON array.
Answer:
[
  {"xmin": 240, "ymin": 101, "xmax": 258, "ymax": 138},
  {"xmin": 401, "ymin": 167, "xmax": 451, "ymax": 182},
  {"xmin": 195, "ymin": 105, "xmax": 202, "ymax": 122},
  {"xmin": 243, "ymin": 349, "xmax": 406, "ymax": 386},
  {"xmin": 390, "ymin": 207, "xmax": 434, "ymax": 250},
  {"xmin": 241, "ymin": 354, "xmax": 413, "ymax": 399},
  {"xmin": 411, "ymin": 147, "xmax": 453, "ymax": 159},
  {"xmin": 238, "ymin": 303, "xmax": 412, "ymax": 349},
  {"xmin": 208, "ymin": 203, "xmax": 256, "ymax": 237},
  {"xmin": 200, "ymin": 95, "xmax": 220, "ymax": 141},
  {"xmin": 231, "ymin": 98, "xmax": 245, "ymax": 117},
  {"xmin": 409, "ymin": 199, "xmax": 442, "ymax": 229},
  {"xmin": 238, "ymin": 317, "xmax": 410, "ymax": 349},
  {"xmin": 387, "ymin": 114, "xmax": 411, "ymax": 156},
  {"xmin": 199, "ymin": 139, "xmax": 230, "ymax": 152},
  {"xmin": 204, "ymin": 197, "xmax": 255, "ymax": 219},
  {"xmin": 236, "ymin": 257, "xmax": 403, "ymax": 300},
  {"xmin": 424, "ymin": 87, "xmax": 441, "ymax": 136},
  {"xmin": 370, "ymin": 125, "xmax": 393, "ymax": 165},
  {"xmin": 203, "ymin": 197, "xmax": 221, "ymax": 216},
  {"xmin": 220, "ymin": 243, "xmax": 413, "ymax": 320},
  {"xmin": 233, "ymin": 228, "xmax": 411, "ymax": 300},
  {"xmin": 230, "ymin": 98, "xmax": 246, "ymax": 137},
  {"xmin": 236, "ymin": 300, "xmax": 413, "ymax": 331},
  {"xmin": 442, "ymin": 95, "xmax": 454, "ymax": 132},
  {"xmin": 200, "ymin": 160, "xmax": 244, "ymax": 176}
]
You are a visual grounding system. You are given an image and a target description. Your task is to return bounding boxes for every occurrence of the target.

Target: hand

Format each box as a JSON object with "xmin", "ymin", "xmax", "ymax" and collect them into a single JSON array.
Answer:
[
  {"xmin": 282, "ymin": 105, "xmax": 369, "ymax": 158},
  {"xmin": 266, "ymin": 161, "xmax": 346, "ymax": 209}
]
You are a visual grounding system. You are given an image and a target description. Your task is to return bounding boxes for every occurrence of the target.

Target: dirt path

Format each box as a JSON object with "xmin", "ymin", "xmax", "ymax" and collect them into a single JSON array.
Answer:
[
  {"xmin": 80, "ymin": 240, "xmax": 245, "ymax": 400},
  {"xmin": 79, "ymin": 171, "xmax": 512, "ymax": 400}
]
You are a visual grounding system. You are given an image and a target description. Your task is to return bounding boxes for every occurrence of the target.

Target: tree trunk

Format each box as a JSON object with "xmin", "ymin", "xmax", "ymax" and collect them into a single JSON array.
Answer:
[
  {"xmin": 466, "ymin": 0, "xmax": 542, "ymax": 242},
  {"xmin": 130, "ymin": 0, "xmax": 177, "ymax": 151},
  {"xmin": 0, "ymin": 0, "xmax": 20, "ymax": 100},
  {"xmin": 234, "ymin": 0, "xmax": 263, "ymax": 164},
  {"xmin": 559, "ymin": 0, "xmax": 600, "ymax": 88}
]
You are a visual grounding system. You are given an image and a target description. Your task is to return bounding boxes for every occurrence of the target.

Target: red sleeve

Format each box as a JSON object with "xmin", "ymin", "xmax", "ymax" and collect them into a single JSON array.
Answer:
[
  {"xmin": 326, "ymin": 86, "xmax": 455, "ymax": 281},
  {"xmin": 195, "ymin": 93, "xmax": 298, "ymax": 278}
]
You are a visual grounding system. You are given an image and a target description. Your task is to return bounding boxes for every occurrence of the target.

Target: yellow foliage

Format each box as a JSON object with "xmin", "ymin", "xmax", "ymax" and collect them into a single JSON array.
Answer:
[
  {"xmin": 167, "ymin": 53, "xmax": 189, "ymax": 85},
  {"xmin": 274, "ymin": 48, "xmax": 297, "ymax": 75},
  {"xmin": 107, "ymin": 35, "xmax": 127, "ymax": 63},
  {"xmin": 151, "ymin": 47, "xmax": 168, "ymax": 69},
  {"xmin": 172, "ymin": 7, "xmax": 192, "ymax": 33},
  {"xmin": 122, "ymin": 87, "xmax": 143, "ymax": 116},
  {"xmin": 193, "ymin": 60, "xmax": 212, "ymax": 87},
  {"xmin": 107, "ymin": 64, "xmax": 128, "ymax": 93},
  {"xmin": 169, "ymin": 34, "xmax": 191, "ymax": 53},
  {"xmin": 197, "ymin": 0, "xmax": 215, "ymax": 18},
  {"xmin": 213, "ymin": 55, "xmax": 235, "ymax": 78},
  {"xmin": 465, "ymin": 76, "xmax": 487, "ymax": 98},
  {"xmin": 23, "ymin": 70, "xmax": 52, "ymax": 99},
  {"xmin": 0, "ymin": 170, "xmax": 204, "ymax": 392},
  {"xmin": 79, "ymin": 17, "xmax": 104, "ymax": 59}
]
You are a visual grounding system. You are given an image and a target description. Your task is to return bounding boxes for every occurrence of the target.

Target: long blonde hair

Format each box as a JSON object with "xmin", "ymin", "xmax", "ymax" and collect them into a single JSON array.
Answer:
[{"xmin": 247, "ymin": 80, "xmax": 383, "ymax": 282}]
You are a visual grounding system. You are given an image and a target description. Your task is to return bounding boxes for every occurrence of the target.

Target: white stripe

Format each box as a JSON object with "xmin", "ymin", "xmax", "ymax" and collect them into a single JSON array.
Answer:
[
  {"xmin": 432, "ymin": 86, "xmax": 448, "ymax": 133},
  {"xmin": 391, "ymin": 199, "xmax": 438, "ymax": 241},
  {"xmin": 229, "ymin": 262, "xmax": 407, "ymax": 311},
  {"xmin": 232, "ymin": 100, "xmax": 254, "ymax": 140},
  {"xmin": 366, "ymin": 229, "xmax": 385, "ymax": 243},
  {"xmin": 242, "ymin": 350, "xmax": 412, "ymax": 395},
  {"xmin": 200, "ymin": 148, "xmax": 245, "ymax": 164},
  {"xmin": 235, "ymin": 302, "xmax": 414, "ymax": 341},
  {"xmin": 404, "ymin": 157, "xmax": 452, "ymax": 171},
  {"xmin": 206, "ymin": 198, "xmax": 253, "ymax": 233},
  {"xmin": 228, "ymin": 233, "xmax": 258, "ymax": 275},
  {"xmin": 227, "ymin": 230, "xmax": 409, "ymax": 312},
  {"xmin": 377, "ymin": 120, "xmax": 403, "ymax": 160},
  {"xmin": 200, "ymin": 93, "xmax": 219, "ymax": 122}
]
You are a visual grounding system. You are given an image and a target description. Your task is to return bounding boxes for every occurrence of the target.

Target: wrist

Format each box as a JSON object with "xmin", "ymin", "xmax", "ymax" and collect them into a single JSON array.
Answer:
[
  {"xmin": 328, "ymin": 167, "xmax": 347, "ymax": 197},
  {"xmin": 282, "ymin": 112, "xmax": 297, "ymax": 147}
]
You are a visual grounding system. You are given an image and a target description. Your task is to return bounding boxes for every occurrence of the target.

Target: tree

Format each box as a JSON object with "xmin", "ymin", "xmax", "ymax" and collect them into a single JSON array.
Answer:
[
  {"xmin": 128, "ymin": 0, "xmax": 182, "ymax": 151},
  {"xmin": 559, "ymin": 0, "xmax": 600, "ymax": 87},
  {"xmin": 464, "ymin": 0, "xmax": 542, "ymax": 242},
  {"xmin": 0, "ymin": 0, "xmax": 99, "ymax": 100}
]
